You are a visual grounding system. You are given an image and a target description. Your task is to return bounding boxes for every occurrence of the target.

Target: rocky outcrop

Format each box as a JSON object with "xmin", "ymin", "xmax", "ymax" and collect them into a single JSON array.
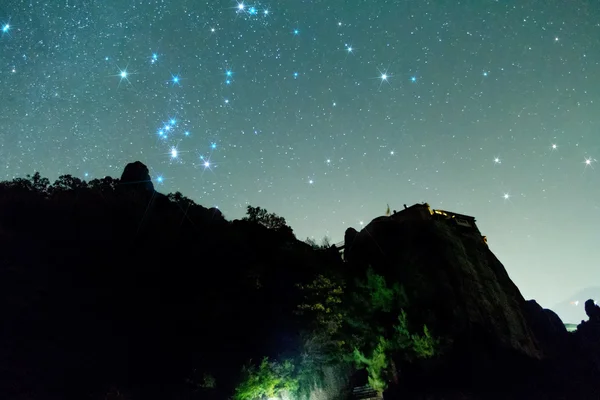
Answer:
[
  {"xmin": 120, "ymin": 161, "xmax": 154, "ymax": 192},
  {"xmin": 523, "ymin": 300, "xmax": 568, "ymax": 358},
  {"xmin": 345, "ymin": 216, "xmax": 543, "ymax": 385}
]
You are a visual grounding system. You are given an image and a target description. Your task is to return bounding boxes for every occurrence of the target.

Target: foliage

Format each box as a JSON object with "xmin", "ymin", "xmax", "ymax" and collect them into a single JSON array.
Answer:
[
  {"xmin": 244, "ymin": 205, "xmax": 294, "ymax": 236},
  {"xmin": 296, "ymin": 275, "xmax": 346, "ymax": 361},
  {"xmin": 352, "ymin": 336, "xmax": 389, "ymax": 393},
  {"xmin": 51, "ymin": 174, "xmax": 86, "ymax": 192},
  {"xmin": 392, "ymin": 310, "xmax": 439, "ymax": 361},
  {"xmin": 234, "ymin": 358, "xmax": 298, "ymax": 400},
  {"xmin": 305, "ymin": 236, "xmax": 332, "ymax": 249},
  {"xmin": 200, "ymin": 373, "xmax": 217, "ymax": 389}
]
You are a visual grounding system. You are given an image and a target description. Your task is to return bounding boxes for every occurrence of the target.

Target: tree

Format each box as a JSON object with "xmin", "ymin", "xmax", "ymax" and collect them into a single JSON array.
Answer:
[
  {"xmin": 50, "ymin": 174, "xmax": 87, "ymax": 192},
  {"xmin": 244, "ymin": 205, "xmax": 294, "ymax": 236},
  {"xmin": 234, "ymin": 358, "xmax": 298, "ymax": 400}
]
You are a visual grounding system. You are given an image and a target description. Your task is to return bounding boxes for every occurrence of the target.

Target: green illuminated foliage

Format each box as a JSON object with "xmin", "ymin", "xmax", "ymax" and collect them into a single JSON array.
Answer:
[
  {"xmin": 234, "ymin": 358, "xmax": 298, "ymax": 400},
  {"xmin": 392, "ymin": 310, "xmax": 439, "ymax": 361},
  {"xmin": 352, "ymin": 336, "xmax": 389, "ymax": 393}
]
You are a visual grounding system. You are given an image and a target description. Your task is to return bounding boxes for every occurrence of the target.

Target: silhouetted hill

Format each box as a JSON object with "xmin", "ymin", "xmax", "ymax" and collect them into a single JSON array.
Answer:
[
  {"xmin": 1, "ymin": 164, "xmax": 599, "ymax": 400},
  {"xmin": 551, "ymin": 287, "xmax": 600, "ymax": 324}
]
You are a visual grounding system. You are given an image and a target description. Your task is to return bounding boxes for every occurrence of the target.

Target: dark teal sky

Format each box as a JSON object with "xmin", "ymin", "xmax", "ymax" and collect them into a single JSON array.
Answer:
[{"xmin": 1, "ymin": 0, "xmax": 599, "ymax": 317}]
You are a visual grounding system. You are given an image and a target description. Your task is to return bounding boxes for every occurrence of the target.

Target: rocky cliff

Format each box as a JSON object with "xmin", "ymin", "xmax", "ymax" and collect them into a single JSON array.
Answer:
[{"xmin": 343, "ymin": 213, "xmax": 600, "ymax": 397}]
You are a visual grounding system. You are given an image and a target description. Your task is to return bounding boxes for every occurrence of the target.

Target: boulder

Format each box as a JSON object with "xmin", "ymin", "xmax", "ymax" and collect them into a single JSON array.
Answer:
[
  {"xmin": 119, "ymin": 161, "xmax": 154, "ymax": 192},
  {"xmin": 523, "ymin": 300, "xmax": 568, "ymax": 358}
]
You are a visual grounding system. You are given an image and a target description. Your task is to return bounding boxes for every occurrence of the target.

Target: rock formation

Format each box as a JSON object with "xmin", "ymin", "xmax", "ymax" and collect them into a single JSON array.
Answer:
[
  {"xmin": 119, "ymin": 161, "xmax": 154, "ymax": 192},
  {"xmin": 345, "ymin": 214, "xmax": 545, "ymax": 391}
]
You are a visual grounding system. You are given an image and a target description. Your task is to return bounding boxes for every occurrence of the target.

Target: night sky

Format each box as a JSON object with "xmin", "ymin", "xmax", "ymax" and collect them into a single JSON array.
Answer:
[{"xmin": 1, "ymin": 1, "xmax": 599, "ymax": 319}]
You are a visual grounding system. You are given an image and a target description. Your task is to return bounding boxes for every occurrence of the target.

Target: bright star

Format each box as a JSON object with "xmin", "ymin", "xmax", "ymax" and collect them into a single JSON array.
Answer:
[
  {"xmin": 503, "ymin": 193, "xmax": 510, "ymax": 200},
  {"xmin": 326, "ymin": 159, "xmax": 331, "ymax": 164},
  {"xmin": 226, "ymin": 70, "xmax": 232, "ymax": 77},
  {"xmin": 169, "ymin": 118, "xmax": 176, "ymax": 125},
  {"xmin": 293, "ymin": 72, "xmax": 299, "ymax": 78},
  {"xmin": 494, "ymin": 157, "xmax": 501, "ymax": 164},
  {"xmin": 156, "ymin": 176, "xmax": 164, "ymax": 183},
  {"xmin": 390, "ymin": 151, "xmax": 394, "ymax": 155},
  {"xmin": 249, "ymin": 7, "xmax": 257, "ymax": 15},
  {"xmin": 204, "ymin": 160, "xmax": 210, "ymax": 168},
  {"xmin": 308, "ymin": 179, "xmax": 314, "ymax": 184},
  {"xmin": 483, "ymin": 71, "xmax": 488, "ymax": 77},
  {"xmin": 184, "ymin": 131, "xmax": 190, "ymax": 136},
  {"xmin": 293, "ymin": 29, "xmax": 299, "ymax": 35},
  {"xmin": 551, "ymin": 144, "xmax": 557, "ymax": 150},
  {"xmin": 237, "ymin": 3, "xmax": 245, "ymax": 10},
  {"xmin": 2, "ymin": 24, "xmax": 9, "ymax": 33},
  {"xmin": 264, "ymin": 9, "xmax": 269, "ymax": 15},
  {"xmin": 347, "ymin": 46, "xmax": 353, "ymax": 53},
  {"xmin": 164, "ymin": 125, "xmax": 171, "ymax": 132},
  {"xmin": 171, "ymin": 147, "xmax": 178, "ymax": 159},
  {"xmin": 171, "ymin": 74, "xmax": 180, "ymax": 85},
  {"xmin": 115, "ymin": 66, "xmax": 132, "ymax": 87},
  {"xmin": 211, "ymin": 142, "xmax": 217, "ymax": 149},
  {"xmin": 411, "ymin": 76, "xmax": 417, "ymax": 82},
  {"xmin": 381, "ymin": 74, "xmax": 387, "ymax": 80},
  {"xmin": 584, "ymin": 158, "xmax": 594, "ymax": 168}
]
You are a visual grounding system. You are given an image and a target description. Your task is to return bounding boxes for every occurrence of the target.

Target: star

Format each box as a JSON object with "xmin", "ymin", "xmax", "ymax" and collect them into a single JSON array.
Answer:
[
  {"xmin": 411, "ymin": 76, "xmax": 417, "ymax": 82},
  {"xmin": 248, "ymin": 7, "xmax": 257, "ymax": 15},
  {"xmin": 237, "ymin": 3, "xmax": 245, "ymax": 11},
  {"xmin": 171, "ymin": 74, "xmax": 181, "ymax": 85},
  {"xmin": 551, "ymin": 144, "xmax": 557, "ymax": 150},
  {"xmin": 170, "ymin": 147, "xmax": 178, "ymax": 159},
  {"xmin": 503, "ymin": 193, "xmax": 510, "ymax": 200},
  {"xmin": 184, "ymin": 131, "xmax": 190, "ymax": 136},
  {"xmin": 2, "ymin": 24, "xmax": 9, "ymax": 33},
  {"xmin": 346, "ymin": 46, "xmax": 353, "ymax": 53},
  {"xmin": 114, "ymin": 66, "xmax": 132, "ymax": 87},
  {"xmin": 211, "ymin": 142, "xmax": 217, "ymax": 149},
  {"xmin": 293, "ymin": 29, "xmax": 299, "ymax": 35},
  {"xmin": 308, "ymin": 179, "xmax": 314, "ymax": 184},
  {"xmin": 494, "ymin": 157, "xmax": 501, "ymax": 164},
  {"xmin": 381, "ymin": 74, "xmax": 388, "ymax": 81},
  {"xmin": 156, "ymin": 176, "xmax": 164, "ymax": 184},
  {"xmin": 483, "ymin": 71, "xmax": 488, "ymax": 77}
]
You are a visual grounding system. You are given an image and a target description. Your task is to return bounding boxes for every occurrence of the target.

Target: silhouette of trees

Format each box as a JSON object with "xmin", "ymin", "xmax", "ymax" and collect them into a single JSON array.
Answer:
[
  {"xmin": 244, "ymin": 205, "xmax": 294, "ymax": 236},
  {"xmin": 0, "ymin": 168, "xmax": 439, "ymax": 400}
]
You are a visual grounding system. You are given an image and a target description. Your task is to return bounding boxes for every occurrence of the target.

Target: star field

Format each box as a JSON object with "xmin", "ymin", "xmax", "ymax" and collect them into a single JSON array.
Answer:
[{"xmin": 1, "ymin": 0, "xmax": 600, "ymax": 315}]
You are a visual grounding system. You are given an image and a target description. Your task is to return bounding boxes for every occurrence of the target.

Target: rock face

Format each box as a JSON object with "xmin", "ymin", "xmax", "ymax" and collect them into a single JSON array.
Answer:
[
  {"xmin": 345, "ymin": 215, "xmax": 543, "ymax": 382},
  {"xmin": 523, "ymin": 300, "xmax": 568, "ymax": 358},
  {"xmin": 120, "ymin": 161, "xmax": 154, "ymax": 192}
]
